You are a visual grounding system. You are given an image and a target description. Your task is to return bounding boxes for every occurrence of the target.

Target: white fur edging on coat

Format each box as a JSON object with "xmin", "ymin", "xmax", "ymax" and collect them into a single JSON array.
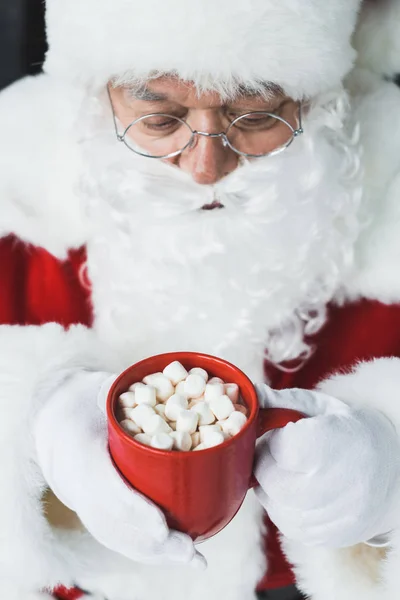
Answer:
[
  {"xmin": 0, "ymin": 74, "xmax": 86, "ymax": 258},
  {"xmin": 353, "ymin": 0, "xmax": 400, "ymax": 78},
  {"xmin": 281, "ymin": 358, "xmax": 400, "ymax": 600},
  {"xmin": 0, "ymin": 323, "xmax": 115, "ymax": 593}
]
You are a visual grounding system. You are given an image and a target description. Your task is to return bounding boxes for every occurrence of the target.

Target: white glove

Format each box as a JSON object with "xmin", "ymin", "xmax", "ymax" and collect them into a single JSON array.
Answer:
[
  {"xmin": 254, "ymin": 384, "xmax": 400, "ymax": 548},
  {"xmin": 34, "ymin": 369, "xmax": 205, "ymax": 568}
]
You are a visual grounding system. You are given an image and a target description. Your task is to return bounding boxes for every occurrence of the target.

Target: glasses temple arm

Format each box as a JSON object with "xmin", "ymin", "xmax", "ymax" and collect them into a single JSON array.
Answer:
[
  {"xmin": 295, "ymin": 102, "xmax": 304, "ymax": 135},
  {"xmin": 107, "ymin": 86, "xmax": 124, "ymax": 141}
]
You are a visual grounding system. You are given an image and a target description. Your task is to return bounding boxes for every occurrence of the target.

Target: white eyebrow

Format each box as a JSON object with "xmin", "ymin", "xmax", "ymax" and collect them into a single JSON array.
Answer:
[
  {"xmin": 237, "ymin": 81, "xmax": 284, "ymax": 99},
  {"xmin": 122, "ymin": 81, "xmax": 284, "ymax": 103},
  {"xmin": 126, "ymin": 86, "xmax": 168, "ymax": 102}
]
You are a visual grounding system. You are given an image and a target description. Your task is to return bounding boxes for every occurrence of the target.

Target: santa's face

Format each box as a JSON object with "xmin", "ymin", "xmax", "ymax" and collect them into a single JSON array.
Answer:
[
  {"xmin": 80, "ymin": 80, "xmax": 362, "ymax": 374},
  {"xmin": 107, "ymin": 77, "xmax": 301, "ymax": 187}
]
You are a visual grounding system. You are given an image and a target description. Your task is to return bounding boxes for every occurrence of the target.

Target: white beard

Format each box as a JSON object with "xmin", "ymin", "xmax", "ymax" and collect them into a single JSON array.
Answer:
[{"xmin": 78, "ymin": 88, "xmax": 362, "ymax": 380}]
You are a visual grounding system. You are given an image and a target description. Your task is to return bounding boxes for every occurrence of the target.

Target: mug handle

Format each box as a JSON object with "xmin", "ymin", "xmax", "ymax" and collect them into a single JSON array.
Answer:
[{"xmin": 249, "ymin": 407, "xmax": 305, "ymax": 489}]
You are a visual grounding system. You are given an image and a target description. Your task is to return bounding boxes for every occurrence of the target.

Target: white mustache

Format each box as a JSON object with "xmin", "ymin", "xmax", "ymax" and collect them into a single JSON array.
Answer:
[{"xmin": 102, "ymin": 149, "xmax": 286, "ymax": 220}]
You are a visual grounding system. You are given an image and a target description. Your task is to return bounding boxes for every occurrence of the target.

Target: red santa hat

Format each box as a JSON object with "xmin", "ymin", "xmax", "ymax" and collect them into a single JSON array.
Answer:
[{"xmin": 43, "ymin": 0, "xmax": 363, "ymax": 100}]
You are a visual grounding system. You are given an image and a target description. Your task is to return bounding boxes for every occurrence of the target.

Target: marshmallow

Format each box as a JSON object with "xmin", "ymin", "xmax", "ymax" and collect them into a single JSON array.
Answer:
[
  {"xmin": 193, "ymin": 443, "xmax": 206, "ymax": 451},
  {"xmin": 189, "ymin": 367, "xmax": 209, "ymax": 381},
  {"xmin": 118, "ymin": 391, "xmax": 137, "ymax": 408},
  {"xmin": 199, "ymin": 424, "xmax": 222, "ymax": 443},
  {"xmin": 143, "ymin": 371, "xmax": 162, "ymax": 381},
  {"xmin": 118, "ymin": 367, "xmax": 248, "ymax": 451},
  {"xmin": 224, "ymin": 383, "xmax": 240, "ymax": 404},
  {"xmin": 155, "ymin": 403, "xmax": 167, "ymax": 418},
  {"xmin": 220, "ymin": 411, "xmax": 247, "ymax": 436},
  {"xmin": 130, "ymin": 404, "xmax": 156, "ymax": 428},
  {"xmin": 170, "ymin": 431, "xmax": 192, "ymax": 451},
  {"xmin": 163, "ymin": 361, "xmax": 189, "ymax": 385},
  {"xmin": 135, "ymin": 384, "xmax": 157, "ymax": 407},
  {"xmin": 151, "ymin": 433, "xmax": 174, "ymax": 451},
  {"xmin": 175, "ymin": 380, "xmax": 189, "ymax": 398},
  {"xmin": 142, "ymin": 414, "xmax": 172, "ymax": 436},
  {"xmin": 203, "ymin": 431, "xmax": 225, "ymax": 448},
  {"xmin": 191, "ymin": 432, "xmax": 200, "ymax": 448},
  {"xmin": 188, "ymin": 396, "xmax": 205, "ymax": 409},
  {"xmin": 120, "ymin": 419, "xmax": 141, "ymax": 435},
  {"xmin": 142, "ymin": 372, "xmax": 174, "ymax": 402},
  {"xmin": 204, "ymin": 382, "xmax": 225, "ymax": 402},
  {"xmin": 119, "ymin": 407, "xmax": 134, "ymax": 420},
  {"xmin": 215, "ymin": 422, "xmax": 231, "ymax": 440},
  {"xmin": 209, "ymin": 395, "xmax": 235, "ymax": 421},
  {"xmin": 176, "ymin": 409, "xmax": 199, "ymax": 434},
  {"xmin": 134, "ymin": 433, "xmax": 152, "ymax": 446},
  {"xmin": 128, "ymin": 381, "xmax": 144, "ymax": 393},
  {"xmin": 184, "ymin": 374, "xmax": 206, "ymax": 399},
  {"xmin": 234, "ymin": 403, "xmax": 248, "ymax": 416},
  {"xmin": 165, "ymin": 394, "xmax": 188, "ymax": 421},
  {"xmin": 190, "ymin": 402, "xmax": 216, "ymax": 426}
]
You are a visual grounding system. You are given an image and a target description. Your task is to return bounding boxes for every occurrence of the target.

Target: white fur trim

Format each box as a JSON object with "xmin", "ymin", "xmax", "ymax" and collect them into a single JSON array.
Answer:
[
  {"xmin": 316, "ymin": 358, "xmax": 400, "ymax": 447},
  {"xmin": 2, "ymin": 70, "xmax": 400, "ymax": 302},
  {"xmin": 0, "ymin": 323, "xmax": 115, "ymax": 592},
  {"xmin": 354, "ymin": 0, "xmax": 400, "ymax": 78},
  {"xmin": 0, "ymin": 585, "xmax": 55, "ymax": 600},
  {"xmin": 0, "ymin": 74, "xmax": 86, "ymax": 258},
  {"xmin": 73, "ymin": 492, "xmax": 265, "ymax": 600},
  {"xmin": 344, "ymin": 69, "xmax": 400, "ymax": 303},
  {"xmin": 2, "ymin": 70, "xmax": 400, "ymax": 301},
  {"xmin": 44, "ymin": 0, "xmax": 361, "ymax": 99},
  {"xmin": 282, "ymin": 358, "xmax": 400, "ymax": 599}
]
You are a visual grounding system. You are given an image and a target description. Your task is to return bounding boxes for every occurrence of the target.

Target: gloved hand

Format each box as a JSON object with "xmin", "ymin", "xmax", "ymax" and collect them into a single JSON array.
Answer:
[
  {"xmin": 34, "ymin": 369, "xmax": 205, "ymax": 568},
  {"xmin": 254, "ymin": 384, "xmax": 400, "ymax": 548}
]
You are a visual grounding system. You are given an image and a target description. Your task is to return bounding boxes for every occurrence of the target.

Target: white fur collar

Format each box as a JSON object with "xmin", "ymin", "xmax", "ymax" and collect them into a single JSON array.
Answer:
[
  {"xmin": 1, "ymin": 70, "xmax": 400, "ymax": 305},
  {"xmin": 0, "ymin": 74, "xmax": 87, "ymax": 257}
]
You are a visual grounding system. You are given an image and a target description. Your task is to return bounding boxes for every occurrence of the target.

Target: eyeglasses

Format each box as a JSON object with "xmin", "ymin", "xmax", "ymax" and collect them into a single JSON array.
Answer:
[{"xmin": 108, "ymin": 88, "xmax": 303, "ymax": 160}]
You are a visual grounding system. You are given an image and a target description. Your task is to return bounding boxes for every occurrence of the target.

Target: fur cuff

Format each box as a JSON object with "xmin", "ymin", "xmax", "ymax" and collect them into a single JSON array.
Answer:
[
  {"xmin": 317, "ymin": 357, "xmax": 400, "ymax": 432},
  {"xmin": 282, "ymin": 358, "xmax": 400, "ymax": 599},
  {"xmin": 0, "ymin": 323, "xmax": 113, "ymax": 591}
]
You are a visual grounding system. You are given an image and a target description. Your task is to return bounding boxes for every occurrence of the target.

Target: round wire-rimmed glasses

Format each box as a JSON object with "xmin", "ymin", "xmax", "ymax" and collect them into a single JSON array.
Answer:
[{"xmin": 108, "ymin": 88, "xmax": 304, "ymax": 160}]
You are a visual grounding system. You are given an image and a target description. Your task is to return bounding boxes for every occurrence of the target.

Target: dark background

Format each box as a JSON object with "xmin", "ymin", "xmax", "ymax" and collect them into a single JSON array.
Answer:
[
  {"xmin": 0, "ymin": 1, "xmax": 399, "ymax": 92},
  {"xmin": 0, "ymin": 0, "xmax": 46, "ymax": 90}
]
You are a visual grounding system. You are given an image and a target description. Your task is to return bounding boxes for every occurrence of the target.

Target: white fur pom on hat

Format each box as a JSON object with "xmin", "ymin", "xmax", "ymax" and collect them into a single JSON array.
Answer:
[{"xmin": 44, "ymin": 0, "xmax": 362, "ymax": 99}]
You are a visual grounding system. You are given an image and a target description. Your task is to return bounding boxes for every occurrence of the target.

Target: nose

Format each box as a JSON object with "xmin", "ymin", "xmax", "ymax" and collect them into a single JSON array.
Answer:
[{"xmin": 178, "ymin": 133, "xmax": 239, "ymax": 185}]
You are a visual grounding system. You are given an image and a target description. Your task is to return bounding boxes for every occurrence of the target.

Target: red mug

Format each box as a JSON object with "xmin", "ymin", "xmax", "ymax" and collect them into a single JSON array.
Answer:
[{"xmin": 107, "ymin": 352, "xmax": 303, "ymax": 543}]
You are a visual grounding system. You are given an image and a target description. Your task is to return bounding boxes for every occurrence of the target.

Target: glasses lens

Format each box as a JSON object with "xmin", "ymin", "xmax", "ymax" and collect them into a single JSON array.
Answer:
[
  {"xmin": 226, "ymin": 112, "xmax": 295, "ymax": 157},
  {"xmin": 123, "ymin": 114, "xmax": 193, "ymax": 158}
]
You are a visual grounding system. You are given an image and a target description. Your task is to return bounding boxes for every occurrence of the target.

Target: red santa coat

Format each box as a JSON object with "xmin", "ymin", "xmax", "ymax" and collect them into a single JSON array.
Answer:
[{"xmin": 3, "ymin": 234, "xmax": 400, "ymax": 596}]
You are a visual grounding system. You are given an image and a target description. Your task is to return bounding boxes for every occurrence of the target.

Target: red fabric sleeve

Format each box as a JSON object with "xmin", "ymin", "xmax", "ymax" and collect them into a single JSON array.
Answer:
[{"xmin": 0, "ymin": 235, "xmax": 92, "ymax": 327}]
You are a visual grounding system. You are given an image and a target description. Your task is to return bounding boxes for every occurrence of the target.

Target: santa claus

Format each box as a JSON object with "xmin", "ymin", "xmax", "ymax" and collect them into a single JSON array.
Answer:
[{"xmin": 1, "ymin": 0, "xmax": 400, "ymax": 599}]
